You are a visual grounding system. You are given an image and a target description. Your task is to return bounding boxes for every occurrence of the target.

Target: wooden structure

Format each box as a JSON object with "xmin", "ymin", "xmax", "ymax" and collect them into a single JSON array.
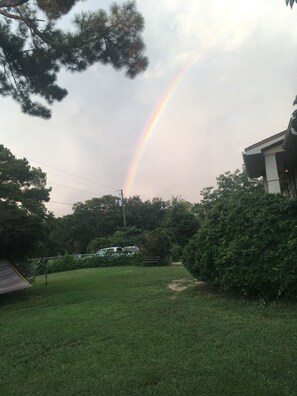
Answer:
[
  {"xmin": 142, "ymin": 256, "xmax": 161, "ymax": 265},
  {"xmin": 0, "ymin": 259, "xmax": 31, "ymax": 295}
]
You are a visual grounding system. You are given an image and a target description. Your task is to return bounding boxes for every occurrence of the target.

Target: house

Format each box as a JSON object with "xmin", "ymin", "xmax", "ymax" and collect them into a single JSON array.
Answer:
[{"xmin": 243, "ymin": 111, "xmax": 297, "ymax": 197}]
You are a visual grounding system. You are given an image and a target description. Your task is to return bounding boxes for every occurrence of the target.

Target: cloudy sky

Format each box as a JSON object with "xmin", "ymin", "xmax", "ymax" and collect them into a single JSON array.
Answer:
[{"xmin": 2, "ymin": 0, "xmax": 297, "ymax": 216}]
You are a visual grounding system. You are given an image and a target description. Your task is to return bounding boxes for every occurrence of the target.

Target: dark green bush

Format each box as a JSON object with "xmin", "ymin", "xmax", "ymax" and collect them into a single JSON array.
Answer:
[
  {"xmin": 46, "ymin": 253, "xmax": 145, "ymax": 274},
  {"xmin": 47, "ymin": 255, "xmax": 78, "ymax": 273},
  {"xmin": 170, "ymin": 244, "xmax": 183, "ymax": 262},
  {"xmin": 183, "ymin": 192, "xmax": 297, "ymax": 301},
  {"xmin": 140, "ymin": 228, "xmax": 172, "ymax": 265}
]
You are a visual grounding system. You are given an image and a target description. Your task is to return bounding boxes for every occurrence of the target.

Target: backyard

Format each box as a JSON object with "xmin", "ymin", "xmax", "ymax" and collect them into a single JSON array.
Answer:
[{"xmin": 1, "ymin": 265, "xmax": 297, "ymax": 395}]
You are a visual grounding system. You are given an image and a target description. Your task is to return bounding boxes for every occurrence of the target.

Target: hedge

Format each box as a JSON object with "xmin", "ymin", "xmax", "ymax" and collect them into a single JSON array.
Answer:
[
  {"xmin": 42, "ymin": 253, "xmax": 170, "ymax": 274},
  {"xmin": 183, "ymin": 192, "xmax": 297, "ymax": 301}
]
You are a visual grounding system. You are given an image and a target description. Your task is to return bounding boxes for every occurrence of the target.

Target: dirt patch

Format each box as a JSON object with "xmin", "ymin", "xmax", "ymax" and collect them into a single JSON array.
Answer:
[{"xmin": 167, "ymin": 278, "xmax": 203, "ymax": 292}]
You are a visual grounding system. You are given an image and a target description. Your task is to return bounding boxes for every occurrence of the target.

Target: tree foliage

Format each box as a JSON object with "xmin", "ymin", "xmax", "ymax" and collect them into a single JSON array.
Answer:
[
  {"xmin": 140, "ymin": 227, "xmax": 172, "ymax": 264},
  {"xmin": 125, "ymin": 196, "xmax": 168, "ymax": 230},
  {"xmin": 163, "ymin": 197, "xmax": 200, "ymax": 248},
  {"xmin": 54, "ymin": 195, "xmax": 170, "ymax": 254},
  {"xmin": 57, "ymin": 195, "xmax": 123, "ymax": 253},
  {"xmin": 0, "ymin": 144, "xmax": 50, "ymax": 259},
  {"xmin": 200, "ymin": 169, "xmax": 264, "ymax": 206},
  {"xmin": 87, "ymin": 227, "xmax": 141, "ymax": 253},
  {"xmin": 0, "ymin": 0, "xmax": 148, "ymax": 118}
]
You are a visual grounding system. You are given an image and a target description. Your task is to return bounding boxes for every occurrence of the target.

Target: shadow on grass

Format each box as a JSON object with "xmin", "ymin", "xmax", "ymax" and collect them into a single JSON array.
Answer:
[{"xmin": 0, "ymin": 289, "xmax": 32, "ymax": 307}]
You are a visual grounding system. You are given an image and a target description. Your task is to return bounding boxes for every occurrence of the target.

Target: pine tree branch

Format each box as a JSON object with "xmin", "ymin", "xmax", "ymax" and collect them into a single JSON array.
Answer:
[
  {"xmin": 0, "ymin": 1, "xmax": 148, "ymax": 118},
  {"xmin": 0, "ymin": 9, "xmax": 54, "ymax": 45},
  {"xmin": 0, "ymin": 8, "xmax": 25, "ymax": 21},
  {"xmin": 6, "ymin": 57, "xmax": 26, "ymax": 100}
]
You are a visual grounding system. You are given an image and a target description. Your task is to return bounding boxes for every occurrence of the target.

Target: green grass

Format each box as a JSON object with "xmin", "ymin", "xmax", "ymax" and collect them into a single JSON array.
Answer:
[{"xmin": 1, "ymin": 266, "xmax": 297, "ymax": 395}]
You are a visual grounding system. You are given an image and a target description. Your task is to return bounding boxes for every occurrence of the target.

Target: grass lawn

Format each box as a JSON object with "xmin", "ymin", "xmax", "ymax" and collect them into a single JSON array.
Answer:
[{"xmin": 1, "ymin": 265, "xmax": 297, "ymax": 395}]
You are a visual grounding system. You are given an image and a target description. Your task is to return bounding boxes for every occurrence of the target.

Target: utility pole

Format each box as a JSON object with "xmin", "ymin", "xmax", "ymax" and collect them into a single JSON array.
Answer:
[{"xmin": 120, "ymin": 189, "xmax": 127, "ymax": 228}]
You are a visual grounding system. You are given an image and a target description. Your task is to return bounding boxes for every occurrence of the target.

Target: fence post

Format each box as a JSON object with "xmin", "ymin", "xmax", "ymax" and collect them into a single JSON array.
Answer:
[{"xmin": 45, "ymin": 260, "xmax": 48, "ymax": 286}]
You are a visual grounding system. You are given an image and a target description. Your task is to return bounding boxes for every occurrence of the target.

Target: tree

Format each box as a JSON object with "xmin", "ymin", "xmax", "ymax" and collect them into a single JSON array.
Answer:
[
  {"xmin": 140, "ymin": 227, "xmax": 172, "ymax": 264},
  {"xmin": 0, "ymin": 144, "xmax": 50, "ymax": 260},
  {"xmin": 125, "ymin": 196, "xmax": 168, "ymax": 230},
  {"xmin": 58, "ymin": 195, "xmax": 123, "ymax": 253},
  {"xmin": 53, "ymin": 195, "xmax": 168, "ymax": 255},
  {"xmin": 163, "ymin": 197, "xmax": 200, "ymax": 256},
  {"xmin": 0, "ymin": 1, "xmax": 148, "ymax": 118},
  {"xmin": 200, "ymin": 168, "xmax": 264, "ymax": 207}
]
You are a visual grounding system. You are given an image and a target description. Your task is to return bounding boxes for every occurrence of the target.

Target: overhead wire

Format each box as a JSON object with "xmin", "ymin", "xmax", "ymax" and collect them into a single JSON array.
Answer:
[
  {"xmin": 15, "ymin": 154, "xmax": 123, "ymax": 208},
  {"xmin": 16, "ymin": 155, "xmax": 119, "ymax": 191},
  {"xmin": 47, "ymin": 182, "xmax": 113, "ymax": 208},
  {"xmin": 48, "ymin": 181, "xmax": 99, "ymax": 196},
  {"xmin": 49, "ymin": 201, "xmax": 74, "ymax": 206}
]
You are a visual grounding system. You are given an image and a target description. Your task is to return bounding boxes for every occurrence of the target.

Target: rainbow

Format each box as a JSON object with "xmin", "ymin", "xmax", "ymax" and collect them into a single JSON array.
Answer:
[
  {"xmin": 123, "ymin": 69, "xmax": 185, "ymax": 196},
  {"xmin": 124, "ymin": 28, "xmax": 225, "ymax": 197}
]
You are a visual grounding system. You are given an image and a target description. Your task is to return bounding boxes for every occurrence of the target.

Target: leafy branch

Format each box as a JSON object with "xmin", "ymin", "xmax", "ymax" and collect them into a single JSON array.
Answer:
[{"xmin": 0, "ymin": 1, "xmax": 148, "ymax": 118}]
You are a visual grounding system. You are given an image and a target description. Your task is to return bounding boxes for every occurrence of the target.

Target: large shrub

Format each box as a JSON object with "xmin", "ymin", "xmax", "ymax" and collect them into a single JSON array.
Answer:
[{"xmin": 183, "ymin": 191, "xmax": 297, "ymax": 300}]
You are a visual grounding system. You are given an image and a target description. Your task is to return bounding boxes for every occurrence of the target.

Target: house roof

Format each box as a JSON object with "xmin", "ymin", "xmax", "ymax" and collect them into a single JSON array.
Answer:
[
  {"xmin": 0, "ymin": 259, "xmax": 30, "ymax": 295},
  {"xmin": 243, "ymin": 131, "xmax": 286, "ymax": 178},
  {"xmin": 244, "ymin": 130, "xmax": 286, "ymax": 154}
]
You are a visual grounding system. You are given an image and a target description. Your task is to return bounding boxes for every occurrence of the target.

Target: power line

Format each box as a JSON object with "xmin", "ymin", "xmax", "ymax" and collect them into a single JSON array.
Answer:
[
  {"xmin": 49, "ymin": 200, "xmax": 74, "ymax": 206},
  {"xmin": 48, "ymin": 181, "xmax": 99, "ymax": 196},
  {"xmin": 14, "ymin": 154, "xmax": 127, "ymax": 211},
  {"xmin": 17, "ymin": 154, "xmax": 119, "ymax": 191}
]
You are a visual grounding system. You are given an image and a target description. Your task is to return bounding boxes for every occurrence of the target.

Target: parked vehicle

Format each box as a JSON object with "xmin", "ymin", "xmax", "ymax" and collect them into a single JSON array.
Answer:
[
  {"xmin": 96, "ymin": 247, "xmax": 123, "ymax": 257},
  {"xmin": 122, "ymin": 246, "xmax": 140, "ymax": 256}
]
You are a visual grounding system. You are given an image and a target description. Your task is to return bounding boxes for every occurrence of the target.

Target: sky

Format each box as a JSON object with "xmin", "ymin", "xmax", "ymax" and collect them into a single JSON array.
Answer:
[{"xmin": 2, "ymin": 0, "xmax": 297, "ymax": 217}]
